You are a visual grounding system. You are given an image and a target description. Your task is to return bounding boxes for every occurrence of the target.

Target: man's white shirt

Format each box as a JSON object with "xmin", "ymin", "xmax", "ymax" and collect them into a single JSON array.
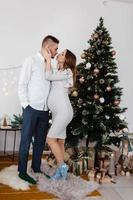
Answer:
[{"xmin": 18, "ymin": 52, "xmax": 50, "ymax": 111}]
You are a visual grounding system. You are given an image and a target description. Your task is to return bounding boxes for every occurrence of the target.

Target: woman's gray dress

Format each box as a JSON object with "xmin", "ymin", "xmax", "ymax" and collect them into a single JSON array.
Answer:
[{"xmin": 45, "ymin": 68, "xmax": 73, "ymax": 139}]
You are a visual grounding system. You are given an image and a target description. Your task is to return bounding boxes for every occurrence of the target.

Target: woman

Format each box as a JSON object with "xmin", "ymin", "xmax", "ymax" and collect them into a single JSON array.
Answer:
[{"xmin": 44, "ymin": 49, "xmax": 76, "ymax": 180}]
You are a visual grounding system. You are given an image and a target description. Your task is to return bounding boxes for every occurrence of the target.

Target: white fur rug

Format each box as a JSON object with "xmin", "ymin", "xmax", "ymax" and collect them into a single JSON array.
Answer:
[
  {"xmin": 0, "ymin": 164, "xmax": 30, "ymax": 190},
  {"xmin": 0, "ymin": 160, "xmax": 99, "ymax": 199}
]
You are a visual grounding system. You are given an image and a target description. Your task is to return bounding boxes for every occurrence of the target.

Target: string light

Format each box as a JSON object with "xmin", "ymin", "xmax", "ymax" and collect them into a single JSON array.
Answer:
[{"xmin": 0, "ymin": 65, "xmax": 21, "ymax": 96}]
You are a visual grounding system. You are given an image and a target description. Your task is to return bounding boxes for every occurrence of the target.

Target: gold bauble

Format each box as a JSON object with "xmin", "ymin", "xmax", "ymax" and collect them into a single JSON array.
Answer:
[
  {"xmin": 93, "ymin": 33, "xmax": 99, "ymax": 38},
  {"xmin": 72, "ymin": 91, "xmax": 78, "ymax": 97},
  {"xmin": 81, "ymin": 53, "xmax": 86, "ymax": 59},
  {"xmin": 93, "ymin": 94, "xmax": 100, "ymax": 100}
]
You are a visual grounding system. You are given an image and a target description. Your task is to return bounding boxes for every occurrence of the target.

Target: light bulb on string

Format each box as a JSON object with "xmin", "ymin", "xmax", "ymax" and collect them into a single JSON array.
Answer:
[
  {"xmin": 4, "ymin": 81, "xmax": 8, "ymax": 86},
  {"xmin": 2, "ymin": 87, "xmax": 6, "ymax": 92},
  {"xmin": 0, "ymin": 65, "xmax": 21, "ymax": 96},
  {"xmin": 4, "ymin": 91, "xmax": 9, "ymax": 96}
]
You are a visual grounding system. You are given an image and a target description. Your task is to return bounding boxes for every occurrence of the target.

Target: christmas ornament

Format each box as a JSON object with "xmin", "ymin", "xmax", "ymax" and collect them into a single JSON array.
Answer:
[
  {"xmin": 105, "ymin": 115, "xmax": 110, "ymax": 119},
  {"xmin": 49, "ymin": 119, "xmax": 52, "ymax": 124},
  {"xmin": 93, "ymin": 68, "xmax": 100, "ymax": 75},
  {"xmin": 122, "ymin": 127, "xmax": 128, "ymax": 133},
  {"xmin": 87, "ymin": 75, "xmax": 93, "ymax": 80},
  {"xmin": 82, "ymin": 110, "xmax": 88, "ymax": 116},
  {"xmin": 112, "ymin": 50, "xmax": 116, "ymax": 56},
  {"xmin": 126, "ymin": 171, "xmax": 131, "ymax": 176},
  {"xmin": 99, "ymin": 97, "xmax": 105, "ymax": 103},
  {"xmin": 93, "ymin": 33, "xmax": 99, "ymax": 38},
  {"xmin": 79, "ymin": 77, "xmax": 85, "ymax": 83},
  {"xmin": 72, "ymin": 91, "xmax": 78, "ymax": 97},
  {"xmin": 97, "ymin": 50, "xmax": 101, "ymax": 55},
  {"xmin": 90, "ymin": 47, "xmax": 95, "ymax": 53},
  {"xmin": 114, "ymin": 95, "xmax": 120, "ymax": 100},
  {"xmin": 95, "ymin": 110, "xmax": 100, "ymax": 114},
  {"xmin": 106, "ymin": 86, "xmax": 112, "ymax": 91},
  {"xmin": 81, "ymin": 53, "xmax": 86, "ymax": 59},
  {"xmin": 87, "ymin": 87, "xmax": 91, "ymax": 91},
  {"xmin": 99, "ymin": 30, "xmax": 103, "ymax": 35},
  {"xmin": 93, "ymin": 94, "xmax": 100, "ymax": 100},
  {"xmin": 97, "ymin": 39, "xmax": 101, "ymax": 45},
  {"xmin": 85, "ymin": 63, "xmax": 91, "ymax": 69},
  {"xmin": 83, "ymin": 103, "xmax": 87, "ymax": 107},
  {"xmin": 113, "ymin": 100, "xmax": 120, "ymax": 106},
  {"xmin": 108, "ymin": 79, "xmax": 113, "ymax": 84},
  {"xmin": 119, "ymin": 115, "xmax": 125, "ymax": 120},
  {"xmin": 121, "ymin": 171, "xmax": 125, "ymax": 176},
  {"xmin": 102, "ymin": 40, "xmax": 109, "ymax": 45},
  {"xmin": 99, "ymin": 64, "xmax": 103, "ymax": 69},
  {"xmin": 78, "ymin": 98, "xmax": 83, "ymax": 104},
  {"xmin": 77, "ymin": 104, "xmax": 82, "ymax": 108},
  {"xmin": 82, "ymin": 118, "xmax": 88, "ymax": 125},
  {"xmin": 73, "ymin": 128, "xmax": 81, "ymax": 136},
  {"xmin": 99, "ymin": 79, "xmax": 105, "ymax": 84}
]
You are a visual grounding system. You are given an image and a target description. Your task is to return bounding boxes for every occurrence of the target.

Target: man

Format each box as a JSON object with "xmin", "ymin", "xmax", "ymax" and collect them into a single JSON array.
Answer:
[{"xmin": 18, "ymin": 35, "xmax": 59, "ymax": 184}]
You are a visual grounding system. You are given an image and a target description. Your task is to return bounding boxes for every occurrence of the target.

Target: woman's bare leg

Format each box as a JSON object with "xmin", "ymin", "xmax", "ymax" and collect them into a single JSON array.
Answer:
[
  {"xmin": 47, "ymin": 137, "xmax": 64, "ymax": 165},
  {"xmin": 58, "ymin": 139, "xmax": 65, "ymax": 160}
]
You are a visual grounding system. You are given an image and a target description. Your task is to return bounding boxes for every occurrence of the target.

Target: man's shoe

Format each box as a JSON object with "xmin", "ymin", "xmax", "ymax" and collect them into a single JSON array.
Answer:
[
  {"xmin": 32, "ymin": 169, "xmax": 50, "ymax": 179},
  {"xmin": 19, "ymin": 173, "xmax": 37, "ymax": 184}
]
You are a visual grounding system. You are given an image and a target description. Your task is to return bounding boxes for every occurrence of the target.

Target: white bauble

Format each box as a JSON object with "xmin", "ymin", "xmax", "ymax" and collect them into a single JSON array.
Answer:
[
  {"xmin": 99, "ymin": 97, "xmax": 105, "ymax": 103},
  {"xmin": 85, "ymin": 63, "xmax": 91, "ymax": 69},
  {"xmin": 123, "ymin": 128, "xmax": 129, "ymax": 133},
  {"xmin": 126, "ymin": 171, "xmax": 131, "ymax": 177},
  {"xmin": 105, "ymin": 115, "xmax": 110, "ymax": 119},
  {"xmin": 120, "ymin": 115, "xmax": 125, "ymax": 120}
]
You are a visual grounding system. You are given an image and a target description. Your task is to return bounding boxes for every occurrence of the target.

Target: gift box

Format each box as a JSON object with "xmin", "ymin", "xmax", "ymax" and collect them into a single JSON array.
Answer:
[{"xmin": 65, "ymin": 146, "xmax": 95, "ymax": 175}]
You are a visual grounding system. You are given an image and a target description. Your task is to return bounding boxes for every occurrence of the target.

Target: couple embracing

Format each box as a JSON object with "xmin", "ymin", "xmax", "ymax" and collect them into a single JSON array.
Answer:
[{"xmin": 18, "ymin": 35, "xmax": 76, "ymax": 184}]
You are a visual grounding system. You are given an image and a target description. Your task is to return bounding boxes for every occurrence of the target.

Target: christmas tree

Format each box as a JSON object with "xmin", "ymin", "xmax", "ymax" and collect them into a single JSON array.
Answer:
[{"xmin": 66, "ymin": 17, "xmax": 128, "ymax": 149}]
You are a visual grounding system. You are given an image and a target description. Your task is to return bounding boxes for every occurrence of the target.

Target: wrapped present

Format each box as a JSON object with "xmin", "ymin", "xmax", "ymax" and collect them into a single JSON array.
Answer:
[
  {"xmin": 71, "ymin": 159, "xmax": 81, "ymax": 175},
  {"xmin": 66, "ymin": 146, "xmax": 95, "ymax": 175}
]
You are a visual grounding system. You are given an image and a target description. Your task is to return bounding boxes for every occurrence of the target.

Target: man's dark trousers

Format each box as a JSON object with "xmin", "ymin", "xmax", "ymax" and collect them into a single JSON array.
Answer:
[{"xmin": 18, "ymin": 105, "xmax": 49, "ymax": 173}]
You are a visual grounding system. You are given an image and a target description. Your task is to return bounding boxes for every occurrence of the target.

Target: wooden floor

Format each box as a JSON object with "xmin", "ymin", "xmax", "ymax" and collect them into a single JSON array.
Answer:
[{"xmin": 0, "ymin": 154, "xmax": 59, "ymax": 200}]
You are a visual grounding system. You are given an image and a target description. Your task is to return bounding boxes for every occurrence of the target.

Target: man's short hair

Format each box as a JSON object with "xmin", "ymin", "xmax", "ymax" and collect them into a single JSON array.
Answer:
[{"xmin": 42, "ymin": 35, "xmax": 59, "ymax": 47}]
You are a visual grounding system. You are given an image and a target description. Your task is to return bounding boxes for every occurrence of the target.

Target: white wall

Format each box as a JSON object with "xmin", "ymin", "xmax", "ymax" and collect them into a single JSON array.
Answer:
[{"xmin": 0, "ymin": 0, "xmax": 133, "ymax": 150}]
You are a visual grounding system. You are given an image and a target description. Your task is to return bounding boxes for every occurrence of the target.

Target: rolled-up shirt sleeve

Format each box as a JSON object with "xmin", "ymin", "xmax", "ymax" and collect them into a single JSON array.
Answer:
[
  {"xmin": 45, "ymin": 68, "xmax": 73, "ymax": 87},
  {"xmin": 18, "ymin": 58, "xmax": 32, "ymax": 108}
]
